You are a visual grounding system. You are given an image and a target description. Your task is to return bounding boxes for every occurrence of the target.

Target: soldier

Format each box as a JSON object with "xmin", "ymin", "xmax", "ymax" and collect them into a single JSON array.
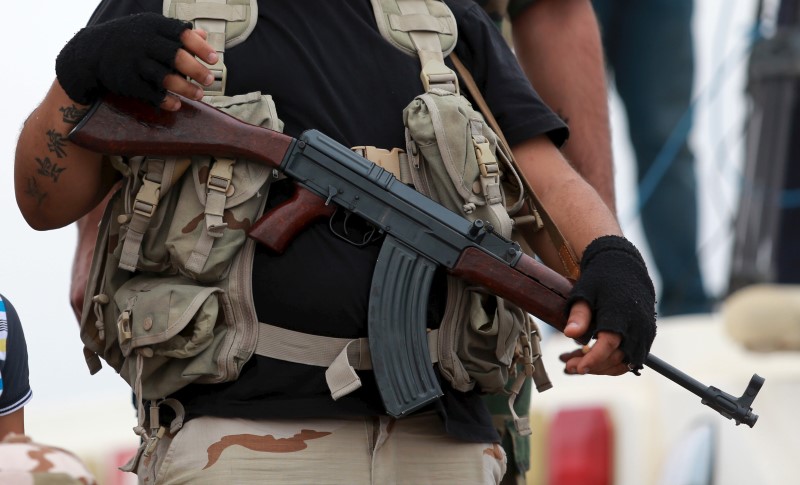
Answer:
[{"xmin": 16, "ymin": 1, "xmax": 655, "ymax": 482}]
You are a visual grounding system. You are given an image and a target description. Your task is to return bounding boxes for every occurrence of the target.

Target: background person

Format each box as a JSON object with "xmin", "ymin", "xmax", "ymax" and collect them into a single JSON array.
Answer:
[
  {"xmin": 593, "ymin": 0, "xmax": 712, "ymax": 316},
  {"xmin": 0, "ymin": 293, "xmax": 32, "ymax": 440}
]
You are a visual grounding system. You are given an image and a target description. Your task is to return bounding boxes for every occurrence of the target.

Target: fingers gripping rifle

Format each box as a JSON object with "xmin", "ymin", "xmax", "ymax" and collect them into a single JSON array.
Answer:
[{"xmin": 69, "ymin": 94, "xmax": 764, "ymax": 426}]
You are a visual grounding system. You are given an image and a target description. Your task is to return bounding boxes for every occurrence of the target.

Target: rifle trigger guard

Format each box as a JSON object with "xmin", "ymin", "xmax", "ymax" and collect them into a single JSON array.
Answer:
[{"xmin": 328, "ymin": 209, "xmax": 382, "ymax": 247}]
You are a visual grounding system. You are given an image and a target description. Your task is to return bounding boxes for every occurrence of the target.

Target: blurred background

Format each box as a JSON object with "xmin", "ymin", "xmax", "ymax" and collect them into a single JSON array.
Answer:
[{"xmin": 1, "ymin": 1, "xmax": 798, "ymax": 484}]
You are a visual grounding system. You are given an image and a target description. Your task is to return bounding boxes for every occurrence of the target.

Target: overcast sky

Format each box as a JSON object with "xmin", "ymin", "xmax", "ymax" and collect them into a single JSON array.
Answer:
[{"xmin": 1, "ymin": 0, "xmax": 761, "ymax": 455}]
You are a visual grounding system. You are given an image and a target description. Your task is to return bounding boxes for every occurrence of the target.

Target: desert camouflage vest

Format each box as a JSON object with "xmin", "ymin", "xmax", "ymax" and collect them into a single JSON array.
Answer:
[
  {"xmin": 78, "ymin": 0, "xmax": 549, "ymax": 453},
  {"xmin": 79, "ymin": 0, "xmax": 281, "ymax": 465}
]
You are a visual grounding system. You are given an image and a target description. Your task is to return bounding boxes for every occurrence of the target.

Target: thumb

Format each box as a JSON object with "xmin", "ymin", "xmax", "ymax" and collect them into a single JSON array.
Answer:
[{"xmin": 564, "ymin": 300, "xmax": 592, "ymax": 340}]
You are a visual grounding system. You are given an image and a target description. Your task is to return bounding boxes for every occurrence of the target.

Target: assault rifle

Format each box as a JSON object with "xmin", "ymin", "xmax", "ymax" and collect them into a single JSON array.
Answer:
[{"xmin": 69, "ymin": 94, "xmax": 764, "ymax": 427}]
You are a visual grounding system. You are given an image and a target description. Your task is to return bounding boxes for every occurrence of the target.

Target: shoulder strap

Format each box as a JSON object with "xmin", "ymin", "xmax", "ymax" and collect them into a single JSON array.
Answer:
[
  {"xmin": 164, "ymin": 0, "xmax": 259, "ymax": 95},
  {"xmin": 370, "ymin": 0, "xmax": 579, "ymax": 277},
  {"xmin": 371, "ymin": 0, "xmax": 459, "ymax": 93},
  {"xmin": 450, "ymin": 53, "xmax": 581, "ymax": 279}
]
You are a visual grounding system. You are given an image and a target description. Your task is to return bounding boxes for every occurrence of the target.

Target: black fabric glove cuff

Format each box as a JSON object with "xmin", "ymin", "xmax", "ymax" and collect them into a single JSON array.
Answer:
[
  {"xmin": 56, "ymin": 13, "xmax": 192, "ymax": 106},
  {"xmin": 566, "ymin": 235, "xmax": 657, "ymax": 369}
]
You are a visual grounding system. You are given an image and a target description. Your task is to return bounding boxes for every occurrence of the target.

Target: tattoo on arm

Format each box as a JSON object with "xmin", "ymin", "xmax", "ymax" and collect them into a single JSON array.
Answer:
[
  {"xmin": 46, "ymin": 130, "xmax": 68, "ymax": 158},
  {"xmin": 25, "ymin": 177, "xmax": 48, "ymax": 206},
  {"xmin": 51, "ymin": 104, "xmax": 88, "ymax": 159},
  {"xmin": 59, "ymin": 104, "xmax": 88, "ymax": 124},
  {"xmin": 36, "ymin": 157, "xmax": 67, "ymax": 182}
]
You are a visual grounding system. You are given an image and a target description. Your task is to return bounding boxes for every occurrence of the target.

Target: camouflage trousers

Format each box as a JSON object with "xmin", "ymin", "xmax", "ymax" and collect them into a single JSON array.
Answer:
[
  {"xmin": 0, "ymin": 434, "xmax": 97, "ymax": 485},
  {"xmin": 135, "ymin": 412, "xmax": 506, "ymax": 484}
]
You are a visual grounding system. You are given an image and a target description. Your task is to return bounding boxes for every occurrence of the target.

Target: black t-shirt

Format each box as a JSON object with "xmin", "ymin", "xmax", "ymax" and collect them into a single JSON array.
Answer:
[{"xmin": 88, "ymin": 0, "xmax": 567, "ymax": 443}]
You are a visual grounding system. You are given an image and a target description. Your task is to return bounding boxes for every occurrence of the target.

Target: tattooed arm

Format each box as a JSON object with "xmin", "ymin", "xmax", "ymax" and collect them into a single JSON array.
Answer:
[
  {"xmin": 16, "ymin": 17, "xmax": 216, "ymax": 231},
  {"xmin": 14, "ymin": 79, "xmax": 118, "ymax": 231}
]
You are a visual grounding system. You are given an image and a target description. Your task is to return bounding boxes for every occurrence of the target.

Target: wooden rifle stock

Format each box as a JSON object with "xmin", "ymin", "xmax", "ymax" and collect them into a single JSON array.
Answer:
[
  {"xmin": 69, "ymin": 93, "xmax": 351, "ymax": 254},
  {"xmin": 452, "ymin": 247, "xmax": 576, "ymax": 337},
  {"xmin": 69, "ymin": 93, "xmax": 295, "ymax": 170}
]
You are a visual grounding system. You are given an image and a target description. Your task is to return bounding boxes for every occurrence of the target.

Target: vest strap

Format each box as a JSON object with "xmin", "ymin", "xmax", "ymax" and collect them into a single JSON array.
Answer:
[
  {"xmin": 119, "ymin": 159, "xmax": 166, "ymax": 271},
  {"xmin": 166, "ymin": 0, "xmax": 260, "ymax": 95},
  {"xmin": 255, "ymin": 322, "xmax": 439, "ymax": 400}
]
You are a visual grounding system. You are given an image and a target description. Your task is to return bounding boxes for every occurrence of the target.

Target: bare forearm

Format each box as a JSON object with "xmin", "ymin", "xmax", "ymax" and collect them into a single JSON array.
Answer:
[
  {"xmin": 512, "ymin": 0, "xmax": 616, "ymax": 213},
  {"xmin": 14, "ymin": 80, "xmax": 115, "ymax": 230},
  {"xmin": 513, "ymin": 135, "xmax": 620, "ymax": 265},
  {"xmin": 0, "ymin": 409, "xmax": 24, "ymax": 440}
]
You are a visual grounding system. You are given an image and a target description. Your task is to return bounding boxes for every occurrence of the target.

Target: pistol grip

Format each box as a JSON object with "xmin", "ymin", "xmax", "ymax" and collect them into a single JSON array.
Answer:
[
  {"xmin": 369, "ymin": 235, "xmax": 443, "ymax": 417},
  {"xmin": 247, "ymin": 182, "xmax": 335, "ymax": 253}
]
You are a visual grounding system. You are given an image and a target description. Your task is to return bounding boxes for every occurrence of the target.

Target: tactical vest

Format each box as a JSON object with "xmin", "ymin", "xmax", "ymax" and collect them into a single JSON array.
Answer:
[{"xmin": 78, "ymin": 0, "xmax": 554, "ymax": 464}]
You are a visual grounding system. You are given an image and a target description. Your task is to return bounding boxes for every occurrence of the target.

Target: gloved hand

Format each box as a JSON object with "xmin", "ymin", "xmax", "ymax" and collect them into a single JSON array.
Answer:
[
  {"xmin": 56, "ymin": 12, "xmax": 192, "ymax": 106},
  {"xmin": 566, "ymin": 235, "xmax": 657, "ymax": 370}
]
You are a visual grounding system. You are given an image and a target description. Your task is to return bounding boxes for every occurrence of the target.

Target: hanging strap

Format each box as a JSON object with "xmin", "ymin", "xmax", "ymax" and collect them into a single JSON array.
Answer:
[
  {"xmin": 184, "ymin": 157, "xmax": 236, "ymax": 273},
  {"xmin": 450, "ymin": 53, "xmax": 581, "ymax": 279},
  {"xmin": 118, "ymin": 157, "xmax": 191, "ymax": 272},
  {"xmin": 118, "ymin": 158, "xmax": 165, "ymax": 271},
  {"xmin": 254, "ymin": 322, "xmax": 439, "ymax": 401}
]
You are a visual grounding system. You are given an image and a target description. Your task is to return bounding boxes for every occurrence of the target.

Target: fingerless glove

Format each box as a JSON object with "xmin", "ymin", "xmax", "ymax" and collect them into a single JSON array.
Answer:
[
  {"xmin": 55, "ymin": 13, "xmax": 191, "ymax": 106},
  {"xmin": 567, "ymin": 235, "xmax": 657, "ymax": 369}
]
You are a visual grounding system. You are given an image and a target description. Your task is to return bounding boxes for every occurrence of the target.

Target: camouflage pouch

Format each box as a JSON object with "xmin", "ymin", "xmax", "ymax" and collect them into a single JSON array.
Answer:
[
  {"xmin": 114, "ymin": 274, "xmax": 223, "ymax": 400},
  {"xmin": 403, "ymin": 87, "xmax": 529, "ymax": 394},
  {"xmin": 79, "ymin": 92, "xmax": 282, "ymax": 395}
]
